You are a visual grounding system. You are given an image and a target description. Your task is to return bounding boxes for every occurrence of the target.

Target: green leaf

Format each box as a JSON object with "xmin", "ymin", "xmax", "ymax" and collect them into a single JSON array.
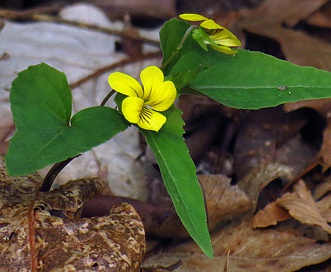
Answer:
[
  {"xmin": 161, "ymin": 19, "xmax": 331, "ymax": 109},
  {"xmin": 141, "ymin": 106, "xmax": 213, "ymax": 258},
  {"xmin": 189, "ymin": 50, "xmax": 331, "ymax": 109},
  {"xmin": 5, "ymin": 63, "xmax": 128, "ymax": 176}
]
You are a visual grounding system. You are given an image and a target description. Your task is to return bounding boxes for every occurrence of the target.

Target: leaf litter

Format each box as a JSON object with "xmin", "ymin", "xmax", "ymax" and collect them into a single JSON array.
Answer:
[
  {"xmin": 2, "ymin": 0, "xmax": 331, "ymax": 271},
  {"xmin": 0, "ymin": 159, "xmax": 145, "ymax": 271}
]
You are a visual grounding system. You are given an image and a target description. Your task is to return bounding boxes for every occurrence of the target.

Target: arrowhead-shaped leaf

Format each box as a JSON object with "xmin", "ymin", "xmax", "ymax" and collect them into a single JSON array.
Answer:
[{"xmin": 5, "ymin": 63, "xmax": 128, "ymax": 176}]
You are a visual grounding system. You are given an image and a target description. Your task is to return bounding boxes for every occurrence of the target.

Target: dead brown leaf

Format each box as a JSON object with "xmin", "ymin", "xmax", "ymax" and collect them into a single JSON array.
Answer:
[
  {"xmin": 237, "ymin": 163, "xmax": 293, "ymax": 209},
  {"xmin": 143, "ymin": 219, "xmax": 331, "ymax": 272},
  {"xmin": 307, "ymin": 1, "xmax": 331, "ymax": 28},
  {"xmin": 252, "ymin": 201, "xmax": 290, "ymax": 228},
  {"xmin": 201, "ymin": 175, "xmax": 253, "ymax": 230},
  {"xmin": 316, "ymin": 193, "xmax": 331, "ymax": 223},
  {"xmin": 277, "ymin": 179, "xmax": 331, "ymax": 234},
  {"xmin": 314, "ymin": 177, "xmax": 331, "ymax": 200},
  {"xmin": 241, "ymin": 0, "xmax": 327, "ymax": 27},
  {"xmin": 239, "ymin": 0, "xmax": 331, "ymax": 70},
  {"xmin": 0, "ymin": 159, "xmax": 145, "ymax": 271}
]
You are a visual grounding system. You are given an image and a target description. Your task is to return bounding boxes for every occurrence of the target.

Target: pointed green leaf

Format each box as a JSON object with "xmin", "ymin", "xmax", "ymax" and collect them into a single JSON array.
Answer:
[
  {"xmin": 5, "ymin": 63, "xmax": 128, "ymax": 176},
  {"xmin": 161, "ymin": 19, "xmax": 331, "ymax": 109},
  {"xmin": 189, "ymin": 50, "xmax": 331, "ymax": 109},
  {"xmin": 141, "ymin": 106, "xmax": 213, "ymax": 258}
]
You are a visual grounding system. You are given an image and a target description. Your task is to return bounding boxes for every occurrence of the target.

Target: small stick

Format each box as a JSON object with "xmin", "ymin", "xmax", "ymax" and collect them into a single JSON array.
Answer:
[
  {"xmin": 70, "ymin": 51, "xmax": 162, "ymax": 89},
  {"xmin": 0, "ymin": 9, "xmax": 159, "ymax": 46}
]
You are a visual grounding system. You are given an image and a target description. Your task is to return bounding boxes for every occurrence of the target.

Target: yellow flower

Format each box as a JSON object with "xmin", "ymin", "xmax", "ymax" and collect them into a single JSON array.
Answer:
[
  {"xmin": 108, "ymin": 66, "xmax": 177, "ymax": 132},
  {"xmin": 179, "ymin": 13, "xmax": 241, "ymax": 55}
]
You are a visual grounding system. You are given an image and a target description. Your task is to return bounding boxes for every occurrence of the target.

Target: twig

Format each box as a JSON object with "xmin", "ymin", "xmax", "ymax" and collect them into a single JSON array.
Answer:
[
  {"xmin": 28, "ymin": 178, "xmax": 40, "ymax": 272},
  {"xmin": 0, "ymin": 8, "xmax": 160, "ymax": 46},
  {"xmin": 70, "ymin": 50, "xmax": 162, "ymax": 89}
]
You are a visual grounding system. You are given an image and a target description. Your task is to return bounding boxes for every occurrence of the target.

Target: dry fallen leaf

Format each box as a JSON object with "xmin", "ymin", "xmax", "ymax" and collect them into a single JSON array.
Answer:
[
  {"xmin": 252, "ymin": 201, "xmax": 290, "ymax": 228},
  {"xmin": 314, "ymin": 177, "xmax": 331, "ymax": 200},
  {"xmin": 0, "ymin": 159, "xmax": 146, "ymax": 271},
  {"xmin": 239, "ymin": 0, "xmax": 331, "ymax": 70},
  {"xmin": 277, "ymin": 179, "xmax": 331, "ymax": 234},
  {"xmin": 237, "ymin": 163, "xmax": 293, "ymax": 210},
  {"xmin": 307, "ymin": 1, "xmax": 331, "ymax": 28},
  {"xmin": 143, "ymin": 219, "xmax": 331, "ymax": 272},
  {"xmin": 316, "ymin": 193, "xmax": 331, "ymax": 223}
]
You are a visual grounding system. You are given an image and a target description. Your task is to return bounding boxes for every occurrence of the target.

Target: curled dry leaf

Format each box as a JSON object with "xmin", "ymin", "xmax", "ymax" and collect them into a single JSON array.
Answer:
[
  {"xmin": 253, "ymin": 180, "xmax": 331, "ymax": 239},
  {"xmin": 237, "ymin": 163, "xmax": 293, "ymax": 210},
  {"xmin": 0, "ymin": 159, "xmax": 145, "ymax": 271},
  {"xmin": 252, "ymin": 201, "xmax": 290, "ymax": 228},
  {"xmin": 254, "ymin": 179, "xmax": 331, "ymax": 232},
  {"xmin": 277, "ymin": 180, "xmax": 331, "ymax": 234},
  {"xmin": 39, "ymin": 177, "xmax": 104, "ymax": 219}
]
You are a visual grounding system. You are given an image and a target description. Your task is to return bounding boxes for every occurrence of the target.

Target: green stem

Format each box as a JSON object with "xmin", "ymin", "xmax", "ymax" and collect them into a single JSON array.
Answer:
[
  {"xmin": 161, "ymin": 25, "xmax": 196, "ymax": 71},
  {"xmin": 40, "ymin": 155, "xmax": 80, "ymax": 192},
  {"xmin": 100, "ymin": 89, "xmax": 116, "ymax": 106}
]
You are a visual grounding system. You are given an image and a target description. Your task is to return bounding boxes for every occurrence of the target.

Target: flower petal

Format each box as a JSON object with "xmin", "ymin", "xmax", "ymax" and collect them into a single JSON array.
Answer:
[
  {"xmin": 147, "ymin": 81, "xmax": 177, "ymax": 111},
  {"xmin": 210, "ymin": 28, "xmax": 242, "ymax": 47},
  {"xmin": 210, "ymin": 44, "xmax": 238, "ymax": 55},
  {"xmin": 108, "ymin": 72, "xmax": 143, "ymax": 97},
  {"xmin": 138, "ymin": 107, "xmax": 166, "ymax": 132},
  {"xmin": 179, "ymin": 13, "xmax": 208, "ymax": 22},
  {"xmin": 140, "ymin": 66, "xmax": 164, "ymax": 101},
  {"xmin": 121, "ymin": 96, "xmax": 144, "ymax": 124},
  {"xmin": 200, "ymin": 19, "xmax": 223, "ymax": 30}
]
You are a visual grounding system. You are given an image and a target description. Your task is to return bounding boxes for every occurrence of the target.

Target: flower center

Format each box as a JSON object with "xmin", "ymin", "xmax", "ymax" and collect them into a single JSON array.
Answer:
[{"xmin": 144, "ymin": 104, "xmax": 153, "ymax": 110}]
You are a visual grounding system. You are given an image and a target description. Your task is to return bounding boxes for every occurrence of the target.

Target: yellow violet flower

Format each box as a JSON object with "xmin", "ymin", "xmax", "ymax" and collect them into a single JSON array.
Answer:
[
  {"xmin": 108, "ymin": 66, "xmax": 177, "ymax": 132},
  {"xmin": 179, "ymin": 13, "xmax": 241, "ymax": 55}
]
